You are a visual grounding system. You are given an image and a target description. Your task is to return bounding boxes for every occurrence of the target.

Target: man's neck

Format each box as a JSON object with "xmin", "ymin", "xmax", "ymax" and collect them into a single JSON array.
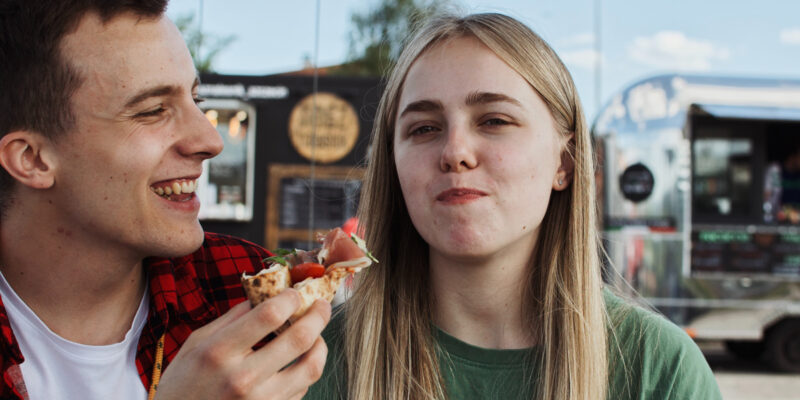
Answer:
[{"xmin": 0, "ymin": 209, "xmax": 148, "ymax": 345}]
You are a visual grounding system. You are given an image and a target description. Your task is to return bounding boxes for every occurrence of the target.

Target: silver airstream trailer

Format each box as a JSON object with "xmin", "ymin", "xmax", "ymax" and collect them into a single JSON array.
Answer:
[{"xmin": 593, "ymin": 74, "xmax": 800, "ymax": 372}]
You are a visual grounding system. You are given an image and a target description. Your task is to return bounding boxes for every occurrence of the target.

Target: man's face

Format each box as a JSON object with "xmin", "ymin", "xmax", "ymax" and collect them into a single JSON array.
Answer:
[{"xmin": 52, "ymin": 12, "xmax": 223, "ymax": 259}]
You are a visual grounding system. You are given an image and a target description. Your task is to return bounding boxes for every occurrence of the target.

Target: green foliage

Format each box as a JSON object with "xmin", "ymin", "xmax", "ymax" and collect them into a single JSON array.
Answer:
[
  {"xmin": 174, "ymin": 13, "xmax": 236, "ymax": 73},
  {"xmin": 334, "ymin": 0, "xmax": 449, "ymax": 77}
]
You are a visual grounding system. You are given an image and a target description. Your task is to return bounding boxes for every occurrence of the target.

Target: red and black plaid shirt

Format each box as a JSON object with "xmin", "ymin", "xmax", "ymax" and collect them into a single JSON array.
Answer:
[{"xmin": 0, "ymin": 232, "xmax": 272, "ymax": 399}]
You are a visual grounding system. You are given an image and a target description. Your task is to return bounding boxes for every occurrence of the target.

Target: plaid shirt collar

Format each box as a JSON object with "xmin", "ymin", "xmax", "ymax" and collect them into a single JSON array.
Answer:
[{"xmin": 144, "ymin": 254, "xmax": 218, "ymax": 338}]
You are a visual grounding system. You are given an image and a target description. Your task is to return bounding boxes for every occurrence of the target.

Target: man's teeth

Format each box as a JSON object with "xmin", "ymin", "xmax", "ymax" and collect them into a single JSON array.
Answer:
[{"xmin": 151, "ymin": 179, "xmax": 198, "ymax": 198}]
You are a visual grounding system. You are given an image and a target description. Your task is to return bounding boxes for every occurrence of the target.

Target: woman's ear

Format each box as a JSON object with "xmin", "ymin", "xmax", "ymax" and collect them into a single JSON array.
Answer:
[
  {"xmin": 553, "ymin": 133, "xmax": 575, "ymax": 191},
  {"xmin": 0, "ymin": 131, "xmax": 56, "ymax": 189}
]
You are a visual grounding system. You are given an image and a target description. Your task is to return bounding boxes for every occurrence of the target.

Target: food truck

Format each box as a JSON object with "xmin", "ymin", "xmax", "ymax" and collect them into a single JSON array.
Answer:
[
  {"xmin": 593, "ymin": 74, "xmax": 800, "ymax": 372},
  {"xmin": 193, "ymin": 73, "xmax": 380, "ymax": 250}
]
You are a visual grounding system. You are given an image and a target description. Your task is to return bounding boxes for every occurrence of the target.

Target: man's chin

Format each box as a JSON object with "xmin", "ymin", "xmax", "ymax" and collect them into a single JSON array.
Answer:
[{"xmin": 146, "ymin": 227, "xmax": 206, "ymax": 258}]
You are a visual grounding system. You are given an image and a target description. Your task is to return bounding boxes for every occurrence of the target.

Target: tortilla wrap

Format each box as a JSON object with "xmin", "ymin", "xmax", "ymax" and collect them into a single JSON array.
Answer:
[
  {"xmin": 240, "ymin": 228, "xmax": 375, "ymax": 328},
  {"xmin": 290, "ymin": 273, "xmax": 347, "ymax": 321},
  {"xmin": 241, "ymin": 263, "xmax": 291, "ymax": 307}
]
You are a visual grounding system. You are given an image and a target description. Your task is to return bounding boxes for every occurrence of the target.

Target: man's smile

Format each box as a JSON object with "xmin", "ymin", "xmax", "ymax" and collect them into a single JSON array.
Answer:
[{"xmin": 150, "ymin": 178, "xmax": 199, "ymax": 201}]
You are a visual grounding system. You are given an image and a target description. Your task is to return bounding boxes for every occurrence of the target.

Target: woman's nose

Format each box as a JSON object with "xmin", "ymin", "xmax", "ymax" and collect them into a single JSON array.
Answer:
[{"xmin": 439, "ymin": 127, "xmax": 478, "ymax": 172}]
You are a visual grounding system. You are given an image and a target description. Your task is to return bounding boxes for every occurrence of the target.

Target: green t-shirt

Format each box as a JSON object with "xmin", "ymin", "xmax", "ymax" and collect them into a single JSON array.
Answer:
[{"xmin": 305, "ymin": 290, "xmax": 722, "ymax": 399}]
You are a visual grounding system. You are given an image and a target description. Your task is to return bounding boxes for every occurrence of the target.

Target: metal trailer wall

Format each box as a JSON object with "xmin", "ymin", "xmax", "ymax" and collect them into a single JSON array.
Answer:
[{"xmin": 593, "ymin": 75, "xmax": 800, "ymax": 371}]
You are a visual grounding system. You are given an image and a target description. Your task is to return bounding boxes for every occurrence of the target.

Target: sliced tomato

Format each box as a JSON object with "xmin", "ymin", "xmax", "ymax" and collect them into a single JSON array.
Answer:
[{"xmin": 290, "ymin": 262, "xmax": 325, "ymax": 284}]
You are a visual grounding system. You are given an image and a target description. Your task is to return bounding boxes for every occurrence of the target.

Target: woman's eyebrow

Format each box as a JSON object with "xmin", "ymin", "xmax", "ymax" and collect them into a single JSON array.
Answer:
[
  {"xmin": 399, "ymin": 99, "xmax": 443, "ymax": 118},
  {"xmin": 465, "ymin": 91, "xmax": 523, "ymax": 108}
]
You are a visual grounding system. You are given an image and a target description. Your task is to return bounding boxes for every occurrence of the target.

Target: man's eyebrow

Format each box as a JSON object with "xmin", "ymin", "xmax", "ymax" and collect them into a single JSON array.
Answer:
[
  {"xmin": 465, "ymin": 91, "xmax": 523, "ymax": 108},
  {"xmin": 123, "ymin": 77, "xmax": 200, "ymax": 108},
  {"xmin": 399, "ymin": 99, "xmax": 443, "ymax": 118},
  {"xmin": 123, "ymin": 85, "xmax": 178, "ymax": 108}
]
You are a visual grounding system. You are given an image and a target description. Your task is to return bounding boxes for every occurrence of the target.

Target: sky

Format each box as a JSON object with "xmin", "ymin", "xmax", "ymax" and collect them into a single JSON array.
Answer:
[{"xmin": 166, "ymin": 0, "xmax": 800, "ymax": 122}]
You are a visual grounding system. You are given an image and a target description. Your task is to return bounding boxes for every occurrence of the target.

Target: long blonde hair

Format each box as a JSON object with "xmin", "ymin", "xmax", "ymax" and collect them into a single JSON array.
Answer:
[{"xmin": 345, "ymin": 13, "xmax": 606, "ymax": 400}]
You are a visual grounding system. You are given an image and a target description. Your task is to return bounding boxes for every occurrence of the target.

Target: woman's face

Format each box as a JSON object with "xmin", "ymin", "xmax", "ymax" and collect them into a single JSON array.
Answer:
[{"xmin": 393, "ymin": 36, "xmax": 570, "ymax": 263}]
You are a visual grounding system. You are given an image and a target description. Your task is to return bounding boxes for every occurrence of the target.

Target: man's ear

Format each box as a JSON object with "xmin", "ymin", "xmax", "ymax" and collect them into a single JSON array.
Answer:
[
  {"xmin": 553, "ymin": 134, "xmax": 575, "ymax": 191},
  {"xmin": 0, "ymin": 131, "xmax": 56, "ymax": 189}
]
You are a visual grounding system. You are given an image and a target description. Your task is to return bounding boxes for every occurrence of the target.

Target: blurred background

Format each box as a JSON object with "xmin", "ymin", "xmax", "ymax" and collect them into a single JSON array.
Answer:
[
  {"xmin": 166, "ymin": 0, "xmax": 800, "ymax": 122},
  {"xmin": 166, "ymin": 2, "xmax": 800, "ymax": 398}
]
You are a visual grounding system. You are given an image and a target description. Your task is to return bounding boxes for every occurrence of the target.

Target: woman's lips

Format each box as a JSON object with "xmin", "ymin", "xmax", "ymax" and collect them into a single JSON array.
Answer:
[{"xmin": 435, "ymin": 188, "xmax": 487, "ymax": 204}]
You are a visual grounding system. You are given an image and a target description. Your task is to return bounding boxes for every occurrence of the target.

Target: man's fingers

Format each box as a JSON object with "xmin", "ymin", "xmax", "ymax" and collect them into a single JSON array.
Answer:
[
  {"xmin": 254, "ymin": 335, "xmax": 329, "ymax": 399},
  {"xmin": 215, "ymin": 289, "xmax": 303, "ymax": 353},
  {"xmin": 156, "ymin": 296, "xmax": 330, "ymax": 400},
  {"xmin": 244, "ymin": 299, "xmax": 331, "ymax": 374},
  {"xmin": 181, "ymin": 300, "xmax": 252, "ymax": 346}
]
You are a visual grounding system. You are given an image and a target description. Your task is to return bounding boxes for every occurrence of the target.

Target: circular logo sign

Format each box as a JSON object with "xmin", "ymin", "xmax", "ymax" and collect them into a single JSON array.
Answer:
[
  {"xmin": 288, "ymin": 92, "xmax": 359, "ymax": 163},
  {"xmin": 619, "ymin": 163, "xmax": 654, "ymax": 202}
]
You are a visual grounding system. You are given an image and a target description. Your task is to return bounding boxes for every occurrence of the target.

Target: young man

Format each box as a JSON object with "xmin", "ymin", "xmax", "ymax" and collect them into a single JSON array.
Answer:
[{"xmin": 0, "ymin": 1, "xmax": 330, "ymax": 399}]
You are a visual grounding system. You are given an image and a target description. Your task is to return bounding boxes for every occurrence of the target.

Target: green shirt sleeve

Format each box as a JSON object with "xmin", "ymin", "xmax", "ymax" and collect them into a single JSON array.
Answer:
[{"xmin": 606, "ymin": 291, "xmax": 723, "ymax": 400}]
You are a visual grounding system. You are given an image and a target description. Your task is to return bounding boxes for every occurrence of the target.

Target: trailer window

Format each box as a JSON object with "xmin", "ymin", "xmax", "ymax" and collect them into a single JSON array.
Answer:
[
  {"xmin": 197, "ymin": 99, "xmax": 256, "ymax": 221},
  {"xmin": 693, "ymin": 138, "xmax": 754, "ymax": 219},
  {"xmin": 765, "ymin": 123, "xmax": 800, "ymax": 224}
]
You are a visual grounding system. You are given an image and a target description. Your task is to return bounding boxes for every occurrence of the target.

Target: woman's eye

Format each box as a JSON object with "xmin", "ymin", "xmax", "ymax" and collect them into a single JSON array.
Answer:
[
  {"xmin": 483, "ymin": 117, "xmax": 510, "ymax": 126},
  {"xmin": 409, "ymin": 125, "xmax": 438, "ymax": 136},
  {"xmin": 193, "ymin": 96, "xmax": 206, "ymax": 106}
]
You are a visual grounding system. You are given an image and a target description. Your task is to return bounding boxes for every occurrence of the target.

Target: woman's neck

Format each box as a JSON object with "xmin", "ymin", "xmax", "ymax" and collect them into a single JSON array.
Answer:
[{"xmin": 429, "ymin": 248, "xmax": 535, "ymax": 349}]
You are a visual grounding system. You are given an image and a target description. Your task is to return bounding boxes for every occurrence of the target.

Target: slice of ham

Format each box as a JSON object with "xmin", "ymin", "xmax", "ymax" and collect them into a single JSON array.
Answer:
[{"xmin": 318, "ymin": 228, "xmax": 367, "ymax": 267}]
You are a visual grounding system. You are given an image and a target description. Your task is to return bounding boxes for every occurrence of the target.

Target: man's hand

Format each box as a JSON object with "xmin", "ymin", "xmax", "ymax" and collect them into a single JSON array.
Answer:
[{"xmin": 154, "ymin": 289, "xmax": 331, "ymax": 400}]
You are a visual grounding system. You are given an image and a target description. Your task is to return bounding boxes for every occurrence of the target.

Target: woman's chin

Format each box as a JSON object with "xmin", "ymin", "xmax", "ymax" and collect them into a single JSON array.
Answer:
[{"xmin": 430, "ymin": 239, "xmax": 498, "ymax": 263}]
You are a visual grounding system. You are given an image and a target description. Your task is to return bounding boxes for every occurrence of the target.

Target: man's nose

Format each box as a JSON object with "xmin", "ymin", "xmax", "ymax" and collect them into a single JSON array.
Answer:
[{"xmin": 177, "ymin": 102, "xmax": 224, "ymax": 160}]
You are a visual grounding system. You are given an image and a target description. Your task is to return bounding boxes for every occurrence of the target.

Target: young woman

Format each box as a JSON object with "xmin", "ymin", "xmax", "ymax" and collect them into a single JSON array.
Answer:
[{"xmin": 306, "ymin": 13, "xmax": 721, "ymax": 400}]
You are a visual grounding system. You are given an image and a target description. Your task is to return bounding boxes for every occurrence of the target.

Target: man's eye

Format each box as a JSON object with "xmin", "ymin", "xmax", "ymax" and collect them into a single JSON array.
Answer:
[
  {"xmin": 193, "ymin": 97, "xmax": 206, "ymax": 105},
  {"xmin": 135, "ymin": 107, "xmax": 166, "ymax": 118}
]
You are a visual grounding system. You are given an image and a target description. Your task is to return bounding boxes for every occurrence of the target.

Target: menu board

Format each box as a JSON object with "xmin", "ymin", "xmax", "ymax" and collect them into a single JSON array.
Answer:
[
  {"xmin": 691, "ymin": 229, "xmax": 800, "ymax": 276},
  {"xmin": 279, "ymin": 177, "xmax": 360, "ymax": 229},
  {"xmin": 266, "ymin": 164, "xmax": 364, "ymax": 250}
]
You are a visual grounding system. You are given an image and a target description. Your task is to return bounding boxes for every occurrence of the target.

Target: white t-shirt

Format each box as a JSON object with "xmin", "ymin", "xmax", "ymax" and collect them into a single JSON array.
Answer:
[{"xmin": 0, "ymin": 271, "xmax": 149, "ymax": 400}]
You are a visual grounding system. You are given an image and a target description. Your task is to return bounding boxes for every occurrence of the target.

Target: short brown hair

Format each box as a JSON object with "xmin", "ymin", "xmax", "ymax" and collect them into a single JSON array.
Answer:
[{"xmin": 0, "ymin": 0, "xmax": 168, "ymax": 214}]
